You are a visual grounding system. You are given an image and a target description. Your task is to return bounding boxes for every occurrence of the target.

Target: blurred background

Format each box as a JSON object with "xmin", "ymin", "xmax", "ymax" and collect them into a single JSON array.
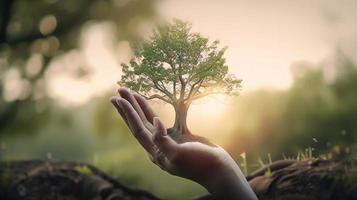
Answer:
[{"xmin": 1, "ymin": 0, "xmax": 357, "ymax": 199}]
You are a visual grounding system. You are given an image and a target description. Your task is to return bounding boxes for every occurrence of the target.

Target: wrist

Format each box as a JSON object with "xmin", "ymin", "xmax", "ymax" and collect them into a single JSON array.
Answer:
[{"xmin": 201, "ymin": 162, "xmax": 258, "ymax": 200}]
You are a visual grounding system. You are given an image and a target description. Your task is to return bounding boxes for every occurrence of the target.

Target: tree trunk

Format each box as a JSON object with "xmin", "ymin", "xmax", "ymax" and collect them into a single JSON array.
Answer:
[{"xmin": 173, "ymin": 102, "xmax": 190, "ymax": 135}]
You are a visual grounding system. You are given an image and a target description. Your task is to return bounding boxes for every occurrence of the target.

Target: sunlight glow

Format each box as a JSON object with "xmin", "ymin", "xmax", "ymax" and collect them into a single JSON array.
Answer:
[
  {"xmin": 187, "ymin": 93, "xmax": 238, "ymax": 146},
  {"xmin": 45, "ymin": 22, "xmax": 125, "ymax": 106},
  {"xmin": 191, "ymin": 94, "xmax": 227, "ymax": 116}
]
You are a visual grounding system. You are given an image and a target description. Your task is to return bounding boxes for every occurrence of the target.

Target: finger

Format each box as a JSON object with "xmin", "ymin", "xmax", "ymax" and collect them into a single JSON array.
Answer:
[
  {"xmin": 153, "ymin": 117, "xmax": 177, "ymax": 159},
  {"xmin": 118, "ymin": 98, "xmax": 155, "ymax": 154},
  {"xmin": 156, "ymin": 152, "xmax": 172, "ymax": 170},
  {"xmin": 118, "ymin": 88, "xmax": 154, "ymax": 132},
  {"xmin": 110, "ymin": 96, "xmax": 129, "ymax": 125},
  {"xmin": 133, "ymin": 93, "xmax": 156, "ymax": 123},
  {"xmin": 150, "ymin": 147, "xmax": 170, "ymax": 170},
  {"xmin": 118, "ymin": 88, "xmax": 148, "ymax": 124}
]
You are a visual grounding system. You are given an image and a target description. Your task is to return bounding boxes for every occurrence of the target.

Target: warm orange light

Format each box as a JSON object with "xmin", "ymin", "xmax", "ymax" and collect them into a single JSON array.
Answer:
[{"xmin": 191, "ymin": 94, "xmax": 227, "ymax": 116}]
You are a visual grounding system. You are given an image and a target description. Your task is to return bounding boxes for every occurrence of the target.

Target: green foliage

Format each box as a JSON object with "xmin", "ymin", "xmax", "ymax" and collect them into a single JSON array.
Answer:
[
  {"xmin": 75, "ymin": 165, "xmax": 92, "ymax": 176},
  {"xmin": 277, "ymin": 57, "xmax": 357, "ymax": 157},
  {"xmin": 120, "ymin": 19, "xmax": 241, "ymax": 105},
  {"xmin": 228, "ymin": 54, "xmax": 357, "ymax": 171}
]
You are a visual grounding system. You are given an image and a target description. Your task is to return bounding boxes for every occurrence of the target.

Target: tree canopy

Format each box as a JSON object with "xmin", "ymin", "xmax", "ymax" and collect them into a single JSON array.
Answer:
[{"xmin": 120, "ymin": 20, "xmax": 242, "ymax": 106}]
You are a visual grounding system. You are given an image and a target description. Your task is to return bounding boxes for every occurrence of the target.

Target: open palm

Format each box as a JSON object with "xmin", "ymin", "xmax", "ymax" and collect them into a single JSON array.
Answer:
[
  {"xmin": 110, "ymin": 88, "xmax": 233, "ymax": 182},
  {"xmin": 110, "ymin": 88, "xmax": 258, "ymax": 199}
]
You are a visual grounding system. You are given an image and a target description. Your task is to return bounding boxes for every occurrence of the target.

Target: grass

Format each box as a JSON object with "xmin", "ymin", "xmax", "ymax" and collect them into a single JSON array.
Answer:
[
  {"xmin": 237, "ymin": 143, "xmax": 356, "ymax": 178},
  {"xmin": 75, "ymin": 165, "xmax": 93, "ymax": 176},
  {"xmin": 257, "ymin": 153, "xmax": 273, "ymax": 177}
]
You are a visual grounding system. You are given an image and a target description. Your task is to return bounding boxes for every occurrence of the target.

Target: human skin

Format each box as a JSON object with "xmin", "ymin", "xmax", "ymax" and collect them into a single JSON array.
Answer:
[{"xmin": 110, "ymin": 88, "xmax": 258, "ymax": 200}]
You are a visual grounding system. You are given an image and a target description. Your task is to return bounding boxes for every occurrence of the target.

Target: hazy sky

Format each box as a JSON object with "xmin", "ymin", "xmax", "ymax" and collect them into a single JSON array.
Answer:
[
  {"xmin": 159, "ymin": 0, "xmax": 357, "ymax": 90},
  {"xmin": 41, "ymin": 0, "xmax": 357, "ymax": 106}
]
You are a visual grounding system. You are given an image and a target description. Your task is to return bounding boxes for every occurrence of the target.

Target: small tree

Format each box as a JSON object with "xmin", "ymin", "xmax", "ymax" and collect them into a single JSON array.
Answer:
[{"xmin": 120, "ymin": 20, "xmax": 241, "ymax": 134}]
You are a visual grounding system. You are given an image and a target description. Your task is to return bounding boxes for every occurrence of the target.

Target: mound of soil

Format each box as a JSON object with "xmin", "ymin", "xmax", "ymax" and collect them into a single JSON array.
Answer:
[
  {"xmin": 0, "ymin": 160, "xmax": 160, "ymax": 200},
  {"xmin": 247, "ymin": 159, "xmax": 357, "ymax": 200},
  {"xmin": 1, "ymin": 159, "xmax": 356, "ymax": 200}
]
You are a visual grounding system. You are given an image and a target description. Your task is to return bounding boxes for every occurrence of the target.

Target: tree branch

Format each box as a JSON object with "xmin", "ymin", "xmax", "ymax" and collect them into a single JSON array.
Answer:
[
  {"xmin": 173, "ymin": 79, "xmax": 177, "ymax": 99},
  {"xmin": 185, "ymin": 78, "xmax": 204, "ymax": 101},
  {"xmin": 151, "ymin": 79, "xmax": 175, "ymax": 102},
  {"xmin": 0, "ymin": 0, "xmax": 15, "ymax": 43},
  {"xmin": 177, "ymin": 55, "xmax": 186, "ymax": 100},
  {"xmin": 143, "ymin": 94, "xmax": 173, "ymax": 104},
  {"xmin": 186, "ymin": 90, "xmax": 220, "ymax": 104},
  {"xmin": 161, "ymin": 50, "xmax": 178, "ymax": 100}
]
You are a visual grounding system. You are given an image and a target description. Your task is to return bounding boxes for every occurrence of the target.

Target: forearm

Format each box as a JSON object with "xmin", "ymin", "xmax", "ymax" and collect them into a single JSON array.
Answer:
[{"xmin": 202, "ymin": 162, "xmax": 258, "ymax": 200}]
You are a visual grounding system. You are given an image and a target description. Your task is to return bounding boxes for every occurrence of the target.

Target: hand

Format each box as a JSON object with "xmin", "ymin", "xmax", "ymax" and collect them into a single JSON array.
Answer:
[{"xmin": 110, "ymin": 88, "xmax": 258, "ymax": 200}]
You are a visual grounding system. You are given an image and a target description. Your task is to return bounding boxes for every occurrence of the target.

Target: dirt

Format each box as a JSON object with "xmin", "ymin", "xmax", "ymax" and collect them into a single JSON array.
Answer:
[
  {"xmin": 0, "ymin": 160, "xmax": 160, "ymax": 200},
  {"xmin": 247, "ymin": 159, "xmax": 357, "ymax": 200},
  {"xmin": 1, "ymin": 159, "xmax": 356, "ymax": 200}
]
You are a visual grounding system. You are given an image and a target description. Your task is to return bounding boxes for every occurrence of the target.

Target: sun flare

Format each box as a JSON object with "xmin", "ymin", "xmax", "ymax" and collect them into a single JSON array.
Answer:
[{"xmin": 191, "ymin": 94, "xmax": 227, "ymax": 116}]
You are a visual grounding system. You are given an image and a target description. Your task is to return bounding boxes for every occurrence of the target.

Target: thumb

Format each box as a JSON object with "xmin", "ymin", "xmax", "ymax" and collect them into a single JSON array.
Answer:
[{"xmin": 153, "ymin": 117, "xmax": 177, "ymax": 158}]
